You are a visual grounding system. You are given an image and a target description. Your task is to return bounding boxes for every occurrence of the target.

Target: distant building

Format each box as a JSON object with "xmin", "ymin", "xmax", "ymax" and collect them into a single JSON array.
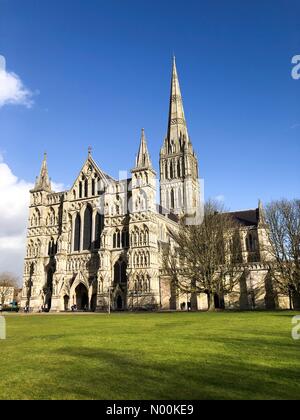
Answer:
[{"xmin": 21, "ymin": 59, "xmax": 288, "ymax": 312}]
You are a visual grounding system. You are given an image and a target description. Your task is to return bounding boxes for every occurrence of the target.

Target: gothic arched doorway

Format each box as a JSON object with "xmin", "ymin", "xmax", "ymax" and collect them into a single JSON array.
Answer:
[
  {"xmin": 116, "ymin": 295, "xmax": 123, "ymax": 310},
  {"xmin": 75, "ymin": 283, "xmax": 89, "ymax": 310}
]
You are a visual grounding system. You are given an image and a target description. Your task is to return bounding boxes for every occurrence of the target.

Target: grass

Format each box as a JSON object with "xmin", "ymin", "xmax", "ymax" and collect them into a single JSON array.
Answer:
[{"xmin": 0, "ymin": 311, "xmax": 299, "ymax": 400}]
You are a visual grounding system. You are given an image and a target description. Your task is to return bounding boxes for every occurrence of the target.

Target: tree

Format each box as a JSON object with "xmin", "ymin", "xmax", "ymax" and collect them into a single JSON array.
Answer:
[
  {"xmin": 262, "ymin": 199, "xmax": 300, "ymax": 310},
  {"xmin": 0, "ymin": 272, "xmax": 19, "ymax": 306},
  {"xmin": 163, "ymin": 201, "xmax": 242, "ymax": 311}
]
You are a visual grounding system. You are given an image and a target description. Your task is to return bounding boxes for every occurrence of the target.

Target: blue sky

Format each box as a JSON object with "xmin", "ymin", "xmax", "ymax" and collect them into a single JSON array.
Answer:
[{"xmin": 1, "ymin": 0, "xmax": 299, "ymax": 211}]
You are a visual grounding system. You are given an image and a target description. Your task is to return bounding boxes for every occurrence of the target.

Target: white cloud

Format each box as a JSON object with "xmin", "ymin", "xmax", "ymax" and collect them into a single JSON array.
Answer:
[
  {"xmin": 214, "ymin": 195, "xmax": 225, "ymax": 202},
  {"xmin": 0, "ymin": 55, "xmax": 34, "ymax": 108},
  {"xmin": 52, "ymin": 182, "xmax": 65, "ymax": 192},
  {"xmin": 0, "ymin": 156, "xmax": 63, "ymax": 282}
]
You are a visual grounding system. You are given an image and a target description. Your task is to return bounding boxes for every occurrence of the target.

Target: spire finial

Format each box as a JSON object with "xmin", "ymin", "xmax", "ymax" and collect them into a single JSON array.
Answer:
[{"xmin": 88, "ymin": 146, "xmax": 92, "ymax": 157}]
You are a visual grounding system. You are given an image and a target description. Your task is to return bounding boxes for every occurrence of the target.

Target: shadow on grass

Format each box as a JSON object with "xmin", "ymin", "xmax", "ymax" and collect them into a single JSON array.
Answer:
[{"xmin": 34, "ymin": 338, "xmax": 300, "ymax": 401}]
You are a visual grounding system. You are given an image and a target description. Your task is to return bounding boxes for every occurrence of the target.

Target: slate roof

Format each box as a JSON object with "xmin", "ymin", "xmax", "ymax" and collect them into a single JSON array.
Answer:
[{"xmin": 227, "ymin": 208, "xmax": 259, "ymax": 227}]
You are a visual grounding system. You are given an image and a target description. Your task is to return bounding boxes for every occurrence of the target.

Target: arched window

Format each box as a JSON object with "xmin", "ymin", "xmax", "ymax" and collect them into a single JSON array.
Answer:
[
  {"xmin": 79, "ymin": 181, "xmax": 82, "ymax": 198},
  {"xmin": 122, "ymin": 230, "xmax": 127, "ymax": 248},
  {"xmin": 92, "ymin": 179, "xmax": 95, "ymax": 196},
  {"xmin": 94, "ymin": 212, "xmax": 104, "ymax": 249},
  {"xmin": 177, "ymin": 160, "xmax": 181, "ymax": 178},
  {"xmin": 97, "ymin": 178, "xmax": 102, "ymax": 195},
  {"xmin": 170, "ymin": 161, "xmax": 174, "ymax": 179},
  {"xmin": 73, "ymin": 190, "xmax": 76, "ymax": 200},
  {"xmin": 83, "ymin": 206, "xmax": 92, "ymax": 250},
  {"xmin": 113, "ymin": 232, "xmax": 117, "ymax": 248},
  {"xmin": 120, "ymin": 261, "xmax": 127, "ymax": 284},
  {"xmin": 117, "ymin": 230, "xmax": 121, "ymax": 248},
  {"xmin": 249, "ymin": 234, "xmax": 253, "ymax": 251},
  {"xmin": 114, "ymin": 260, "xmax": 121, "ymax": 285},
  {"xmin": 144, "ymin": 227, "xmax": 149, "ymax": 245},
  {"xmin": 170, "ymin": 189, "xmax": 175, "ymax": 210},
  {"xmin": 74, "ymin": 214, "xmax": 81, "ymax": 251},
  {"xmin": 165, "ymin": 162, "xmax": 168, "ymax": 180},
  {"xmin": 84, "ymin": 179, "xmax": 88, "ymax": 198}
]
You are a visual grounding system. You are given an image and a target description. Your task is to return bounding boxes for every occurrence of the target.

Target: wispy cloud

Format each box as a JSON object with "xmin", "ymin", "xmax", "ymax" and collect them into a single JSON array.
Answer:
[
  {"xmin": 290, "ymin": 123, "xmax": 300, "ymax": 129},
  {"xmin": 0, "ymin": 55, "xmax": 34, "ymax": 108}
]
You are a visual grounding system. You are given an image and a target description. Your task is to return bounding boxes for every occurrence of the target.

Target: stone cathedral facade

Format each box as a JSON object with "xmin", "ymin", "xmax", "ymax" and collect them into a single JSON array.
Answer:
[{"xmin": 21, "ymin": 59, "xmax": 288, "ymax": 312}]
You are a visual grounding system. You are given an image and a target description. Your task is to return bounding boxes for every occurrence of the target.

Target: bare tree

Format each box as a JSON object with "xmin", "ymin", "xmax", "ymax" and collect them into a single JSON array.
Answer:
[
  {"xmin": 163, "ymin": 201, "xmax": 242, "ymax": 311},
  {"xmin": 0, "ymin": 272, "xmax": 19, "ymax": 306},
  {"xmin": 263, "ymin": 199, "xmax": 300, "ymax": 310}
]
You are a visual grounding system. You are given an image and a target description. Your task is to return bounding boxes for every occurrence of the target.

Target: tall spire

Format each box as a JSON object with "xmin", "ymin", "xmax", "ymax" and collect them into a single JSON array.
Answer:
[
  {"xmin": 135, "ymin": 128, "xmax": 152, "ymax": 169},
  {"xmin": 33, "ymin": 153, "xmax": 52, "ymax": 192},
  {"xmin": 168, "ymin": 56, "xmax": 189, "ymax": 143}
]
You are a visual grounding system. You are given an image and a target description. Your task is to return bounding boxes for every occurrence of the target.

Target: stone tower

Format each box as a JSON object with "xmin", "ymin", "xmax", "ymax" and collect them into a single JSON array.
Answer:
[
  {"xmin": 129, "ymin": 129, "xmax": 161, "ymax": 308},
  {"xmin": 23, "ymin": 153, "xmax": 54, "ymax": 310},
  {"xmin": 160, "ymin": 57, "xmax": 201, "ymax": 224}
]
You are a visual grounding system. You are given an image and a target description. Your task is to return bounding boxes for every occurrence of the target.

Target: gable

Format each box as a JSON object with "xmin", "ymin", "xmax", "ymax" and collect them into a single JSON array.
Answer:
[{"xmin": 70, "ymin": 156, "xmax": 114, "ymax": 195}]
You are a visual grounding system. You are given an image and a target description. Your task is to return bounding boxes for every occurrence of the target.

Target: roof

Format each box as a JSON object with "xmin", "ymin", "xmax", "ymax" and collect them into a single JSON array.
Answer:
[
  {"xmin": 156, "ymin": 204, "xmax": 179, "ymax": 223},
  {"xmin": 227, "ymin": 208, "xmax": 259, "ymax": 227}
]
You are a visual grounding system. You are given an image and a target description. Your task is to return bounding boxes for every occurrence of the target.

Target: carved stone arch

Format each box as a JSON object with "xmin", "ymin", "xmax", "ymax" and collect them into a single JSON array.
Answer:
[
  {"xmin": 47, "ymin": 207, "xmax": 56, "ymax": 226},
  {"xmin": 111, "ymin": 284, "xmax": 126, "ymax": 310},
  {"xmin": 31, "ymin": 208, "xmax": 41, "ymax": 227},
  {"xmin": 70, "ymin": 271, "xmax": 90, "ymax": 305}
]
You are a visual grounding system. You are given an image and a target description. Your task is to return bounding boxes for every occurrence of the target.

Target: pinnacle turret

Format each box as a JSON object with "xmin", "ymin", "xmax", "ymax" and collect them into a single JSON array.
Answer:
[
  {"xmin": 32, "ymin": 153, "xmax": 52, "ymax": 192},
  {"xmin": 135, "ymin": 129, "xmax": 152, "ymax": 169}
]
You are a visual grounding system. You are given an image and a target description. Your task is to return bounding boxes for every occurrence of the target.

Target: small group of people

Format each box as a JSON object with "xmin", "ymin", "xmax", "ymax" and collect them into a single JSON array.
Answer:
[
  {"xmin": 180, "ymin": 301, "xmax": 192, "ymax": 311},
  {"xmin": 24, "ymin": 305, "xmax": 30, "ymax": 313},
  {"xmin": 71, "ymin": 304, "xmax": 88, "ymax": 312}
]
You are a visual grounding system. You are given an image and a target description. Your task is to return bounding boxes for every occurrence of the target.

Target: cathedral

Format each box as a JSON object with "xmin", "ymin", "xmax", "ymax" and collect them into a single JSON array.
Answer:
[{"xmin": 21, "ymin": 59, "xmax": 288, "ymax": 312}]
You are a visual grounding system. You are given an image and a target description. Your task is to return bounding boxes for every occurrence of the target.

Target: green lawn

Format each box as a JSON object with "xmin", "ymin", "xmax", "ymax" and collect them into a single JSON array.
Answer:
[{"xmin": 0, "ymin": 311, "xmax": 299, "ymax": 400}]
